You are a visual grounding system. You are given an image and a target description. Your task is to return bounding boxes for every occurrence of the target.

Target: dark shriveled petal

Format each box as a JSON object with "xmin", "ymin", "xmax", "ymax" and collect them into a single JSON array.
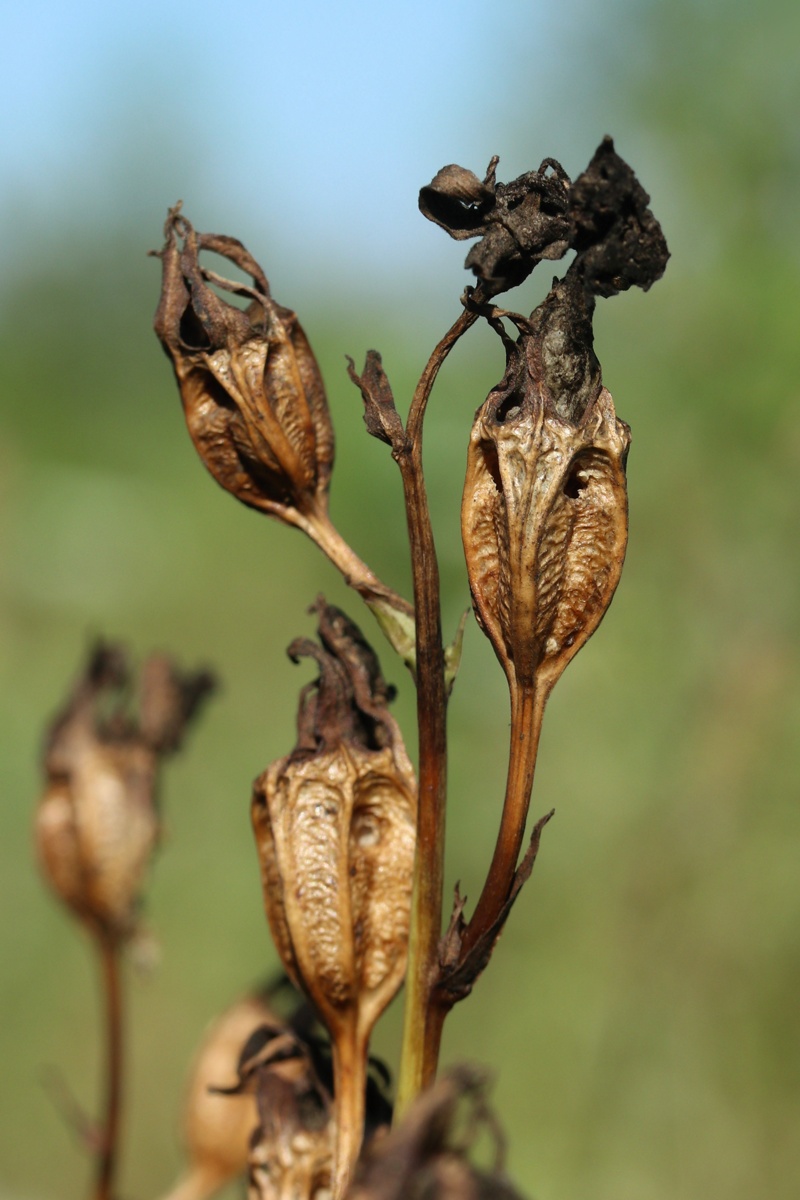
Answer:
[
  {"xmin": 418, "ymin": 162, "xmax": 497, "ymax": 239},
  {"xmin": 419, "ymin": 140, "xmax": 668, "ymax": 301}
]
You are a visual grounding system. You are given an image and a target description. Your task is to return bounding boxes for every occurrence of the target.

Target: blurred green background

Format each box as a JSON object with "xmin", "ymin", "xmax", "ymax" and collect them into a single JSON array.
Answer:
[{"xmin": 2, "ymin": 1, "xmax": 799, "ymax": 1197}]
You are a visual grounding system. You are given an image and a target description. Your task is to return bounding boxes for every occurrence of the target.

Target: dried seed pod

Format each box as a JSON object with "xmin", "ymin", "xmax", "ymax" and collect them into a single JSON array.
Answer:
[
  {"xmin": 242, "ymin": 1027, "xmax": 333, "ymax": 1200},
  {"xmin": 161, "ymin": 993, "xmax": 279, "ymax": 1200},
  {"xmin": 153, "ymin": 209, "xmax": 416, "ymax": 665},
  {"xmin": 210, "ymin": 1017, "xmax": 333, "ymax": 1200},
  {"xmin": 153, "ymin": 206, "xmax": 334, "ymax": 526},
  {"xmin": 251, "ymin": 600, "xmax": 416, "ymax": 1196},
  {"xmin": 35, "ymin": 643, "xmax": 215, "ymax": 943},
  {"xmin": 452, "ymin": 148, "xmax": 667, "ymax": 967},
  {"xmin": 349, "ymin": 1066, "xmax": 527, "ymax": 1200},
  {"xmin": 462, "ymin": 278, "xmax": 630, "ymax": 699}
]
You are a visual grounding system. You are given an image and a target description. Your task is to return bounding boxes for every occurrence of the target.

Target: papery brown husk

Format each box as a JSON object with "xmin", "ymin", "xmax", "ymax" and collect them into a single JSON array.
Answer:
[
  {"xmin": 254, "ymin": 738, "xmax": 417, "ymax": 1029},
  {"xmin": 251, "ymin": 602, "xmax": 416, "ymax": 1040},
  {"xmin": 251, "ymin": 602, "xmax": 415, "ymax": 1198},
  {"xmin": 35, "ymin": 643, "xmax": 214, "ymax": 942},
  {"xmin": 153, "ymin": 208, "xmax": 334, "ymax": 524},
  {"xmin": 462, "ymin": 292, "xmax": 630, "ymax": 697}
]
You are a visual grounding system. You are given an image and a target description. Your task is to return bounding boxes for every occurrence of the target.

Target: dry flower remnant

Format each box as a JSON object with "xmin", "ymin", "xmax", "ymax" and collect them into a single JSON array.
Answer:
[
  {"xmin": 252, "ymin": 599, "xmax": 416, "ymax": 1197},
  {"xmin": 35, "ymin": 642, "xmax": 215, "ymax": 1200}
]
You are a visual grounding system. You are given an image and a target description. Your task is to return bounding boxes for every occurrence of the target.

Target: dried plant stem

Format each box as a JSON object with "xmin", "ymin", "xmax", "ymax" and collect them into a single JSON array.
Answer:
[
  {"xmin": 303, "ymin": 511, "xmax": 412, "ymax": 615},
  {"xmin": 461, "ymin": 683, "xmax": 547, "ymax": 957},
  {"xmin": 94, "ymin": 933, "xmax": 123, "ymax": 1200},
  {"xmin": 294, "ymin": 509, "xmax": 416, "ymax": 663},
  {"xmin": 395, "ymin": 305, "xmax": 479, "ymax": 1114},
  {"xmin": 331, "ymin": 1025, "xmax": 368, "ymax": 1200}
]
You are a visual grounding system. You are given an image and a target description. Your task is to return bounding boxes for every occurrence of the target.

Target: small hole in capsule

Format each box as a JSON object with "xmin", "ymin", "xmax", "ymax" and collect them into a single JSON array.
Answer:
[
  {"xmin": 564, "ymin": 466, "xmax": 588, "ymax": 499},
  {"xmin": 495, "ymin": 392, "xmax": 523, "ymax": 423}
]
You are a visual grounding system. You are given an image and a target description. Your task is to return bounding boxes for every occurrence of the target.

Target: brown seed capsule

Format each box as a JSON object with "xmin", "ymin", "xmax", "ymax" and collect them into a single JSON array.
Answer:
[
  {"xmin": 207, "ymin": 1012, "xmax": 334, "ymax": 1200},
  {"xmin": 161, "ymin": 994, "xmax": 279, "ymax": 1200},
  {"xmin": 153, "ymin": 206, "xmax": 334, "ymax": 527},
  {"xmin": 349, "ymin": 1066, "xmax": 527, "ymax": 1200},
  {"xmin": 251, "ymin": 600, "xmax": 416, "ymax": 1196},
  {"xmin": 241, "ymin": 1026, "xmax": 333, "ymax": 1200},
  {"xmin": 462, "ymin": 280, "xmax": 630, "ymax": 699},
  {"xmin": 35, "ymin": 643, "xmax": 214, "ymax": 943}
]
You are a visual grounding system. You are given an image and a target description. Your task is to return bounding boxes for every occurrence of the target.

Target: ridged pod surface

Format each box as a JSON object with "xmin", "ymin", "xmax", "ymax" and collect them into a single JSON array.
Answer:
[
  {"xmin": 35, "ymin": 644, "xmax": 214, "ymax": 943},
  {"xmin": 250, "ymin": 601, "xmax": 415, "ymax": 1198},
  {"xmin": 253, "ymin": 740, "xmax": 416, "ymax": 1030},
  {"xmin": 36, "ymin": 743, "xmax": 158, "ymax": 938},
  {"xmin": 154, "ymin": 208, "xmax": 333, "ymax": 521},
  {"xmin": 462, "ymin": 333, "xmax": 630, "ymax": 698}
]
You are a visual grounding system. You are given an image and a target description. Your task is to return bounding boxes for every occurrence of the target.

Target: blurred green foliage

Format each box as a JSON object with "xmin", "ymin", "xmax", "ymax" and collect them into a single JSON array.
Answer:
[{"xmin": 2, "ymin": 2, "xmax": 799, "ymax": 1198}]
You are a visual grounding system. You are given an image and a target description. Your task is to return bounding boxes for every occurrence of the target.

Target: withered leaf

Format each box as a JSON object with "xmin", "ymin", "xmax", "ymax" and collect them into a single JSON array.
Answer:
[{"xmin": 347, "ymin": 352, "xmax": 407, "ymax": 451}]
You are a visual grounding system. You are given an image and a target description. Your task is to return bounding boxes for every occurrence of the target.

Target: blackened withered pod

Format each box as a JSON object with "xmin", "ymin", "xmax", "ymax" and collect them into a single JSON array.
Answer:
[{"xmin": 420, "ymin": 137, "xmax": 668, "ymax": 300}]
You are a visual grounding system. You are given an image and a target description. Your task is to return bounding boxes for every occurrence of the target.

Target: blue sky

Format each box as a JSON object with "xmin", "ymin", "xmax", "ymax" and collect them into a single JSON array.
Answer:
[{"xmin": 1, "ymin": 0, "xmax": 639, "ymax": 302}]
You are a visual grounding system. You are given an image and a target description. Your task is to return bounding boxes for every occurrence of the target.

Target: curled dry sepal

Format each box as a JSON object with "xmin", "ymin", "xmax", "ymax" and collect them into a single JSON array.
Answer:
[
  {"xmin": 251, "ymin": 599, "xmax": 416, "ymax": 1195},
  {"xmin": 35, "ymin": 642, "xmax": 215, "ymax": 945},
  {"xmin": 436, "ymin": 810, "xmax": 554, "ymax": 1009},
  {"xmin": 348, "ymin": 1066, "xmax": 527, "ymax": 1200}
]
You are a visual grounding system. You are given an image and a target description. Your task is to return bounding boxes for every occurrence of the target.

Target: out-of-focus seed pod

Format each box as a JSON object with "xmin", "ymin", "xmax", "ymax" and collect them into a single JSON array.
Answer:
[
  {"xmin": 349, "ymin": 1066, "xmax": 527, "ymax": 1200},
  {"xmin": 462, "ymin": 279, "xmax": 630, "ymax": 701},
  {"xmin": 251, "ymin": 600, "xmax": 416, "ymax": 1197},
  {"xmin": 153, "ymin": 206, "xmax": 333, "ymax": 529},
  {"xmin": 212, "ymin": 1021, "xmax": 333, "ymax": 1200},
  {"xmin": 247, "ymin": 1037, "xmax": 333, "ymax": 1200},
  {"xmin": 161, "ymin": 994, "xmax": 279, "ymax": 1200},
  {"xmin": 35, "ymin": 643, "xmax": 214, "ymax": 944}
]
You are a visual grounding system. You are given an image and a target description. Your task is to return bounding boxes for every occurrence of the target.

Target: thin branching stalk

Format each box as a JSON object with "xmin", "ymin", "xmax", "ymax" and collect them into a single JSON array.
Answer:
[
  {"xmin": 395, "ymin": 304, "xmax": 480, "ymax": 1113},
  {"xmin": 297, "ymin": 510, "xmax": 416, "ymax": 658},
  {"xmin": 330, "ymin": 1023, "xmax": 368, "ymax": 1199},
  {"xmin": 94, "ymin": 933, "xmax": 123, "ymax": 1200},
  {"xmin": 460, "ymin": 683, "xmax": 547, "ymax": 957}
]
